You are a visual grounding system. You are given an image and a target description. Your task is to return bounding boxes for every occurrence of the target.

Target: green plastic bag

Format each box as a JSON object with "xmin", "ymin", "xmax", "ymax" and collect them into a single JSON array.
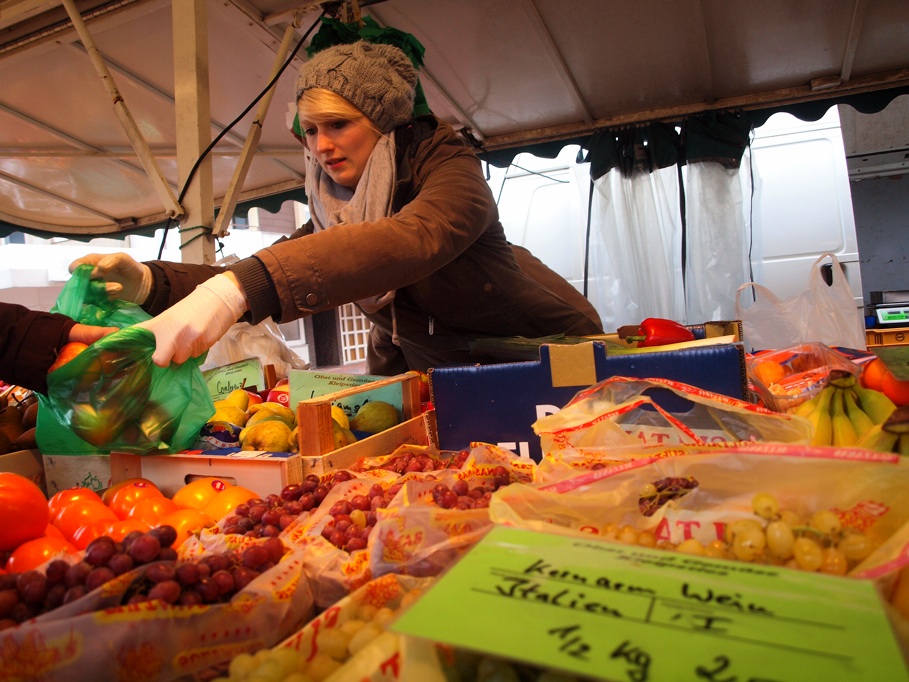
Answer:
[{"xmin": 36, "ymin": 265, "xmax": 215, "ymax": 456}]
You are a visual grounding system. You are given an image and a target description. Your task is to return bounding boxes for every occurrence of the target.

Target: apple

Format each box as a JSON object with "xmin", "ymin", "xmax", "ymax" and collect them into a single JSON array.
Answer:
[
  {"xmin": 266, "ymin": 379, "xmax": 290, "ymax": 407},
  {"xmin": 245, "ymin": 390, "xmax": 263, "ymax": 406},
  {"xmin": 48, "ymin": 341, "xmax": 88, "ymax": 373}
]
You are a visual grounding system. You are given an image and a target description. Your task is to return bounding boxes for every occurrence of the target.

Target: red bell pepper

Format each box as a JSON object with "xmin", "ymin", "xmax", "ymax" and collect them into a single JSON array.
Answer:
[{"xmin": 627, "ymin": 317, "xmax": 695, "ymax": 348}]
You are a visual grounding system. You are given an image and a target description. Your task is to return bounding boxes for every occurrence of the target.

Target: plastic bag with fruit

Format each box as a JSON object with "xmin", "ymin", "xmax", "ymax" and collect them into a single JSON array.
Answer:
[
  {"xmin": 368, "ymin": 443, "xmax": 535, "ymax": 580},
  {"xmin": 0, "ymin": 528, "xmax": 315, "ymax": 681},
  {"xmin": 36, "ymin": 264, "xmax": 215, "ymax": 455},
  {"xmin": 532, "ymin": 375, "xmax": 813, "ymax": 457}
]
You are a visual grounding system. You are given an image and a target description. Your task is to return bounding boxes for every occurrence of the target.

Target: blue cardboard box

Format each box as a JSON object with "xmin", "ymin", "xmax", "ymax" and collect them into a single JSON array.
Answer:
[{"xmin": 429, "ymin": 340, "xmax": 747, "ymax": 462}]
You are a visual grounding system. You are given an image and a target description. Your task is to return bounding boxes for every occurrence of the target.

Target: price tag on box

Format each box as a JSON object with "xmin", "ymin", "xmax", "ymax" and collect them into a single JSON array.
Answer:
[
  {"xmin": 202, "ymin": 358, "xmax": 265, "ymax": 401},
  {"xmin": 392, "ymin": 525, "xmax": 908, "ymax": 681}
]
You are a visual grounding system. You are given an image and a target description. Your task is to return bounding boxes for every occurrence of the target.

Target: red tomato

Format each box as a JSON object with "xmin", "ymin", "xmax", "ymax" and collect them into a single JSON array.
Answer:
[
  {"xmin": 70, "ymin": 520, "xmax": 109, "ymax": 550},
  {"xmin": 43, "ymin": 523, "xmax": 65, "ymax": 540},
  {"xmin": 104, "ymin": 519, "xmax": 152, "ymax": 542},
  {"xmin": 6, "ymin": 536, "xmax": 77, "ymax": 573},
  {"xmin": 127, "ymin": 496, "xmax": 179, "ymax": 526},
  {"xmin": 54, "ymin": 499, "xmax": 118, "ymax": 543},
  {"xmin": 0, "ymin": 472, "xmax": 50, "ymax": 552},
  {"xmin": 48, "ymin": 487, "xmax": 104, "ymax": 525},
  {"xmin": 106, "ymin": 480, "xmax": 164, "ymax": 520}
]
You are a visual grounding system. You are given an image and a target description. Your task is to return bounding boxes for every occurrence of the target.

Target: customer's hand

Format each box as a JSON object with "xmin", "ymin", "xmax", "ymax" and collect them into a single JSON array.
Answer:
[
  {"xmin": 68, "ymin": 323, "xmax": 118, "ymax": 344},
  {"xmin": 136, "ymin": 273, "xmax": 248, "ymax": 367},
  {"xmin": 69, "ymin": 252, "xmax": 153, "ymax": 304}
]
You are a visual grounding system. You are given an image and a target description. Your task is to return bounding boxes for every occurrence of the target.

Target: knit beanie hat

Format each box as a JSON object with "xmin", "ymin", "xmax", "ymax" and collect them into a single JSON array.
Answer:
[{"xmin": 295, "ymin": 41, "xmax": 418, "ymax": 133}]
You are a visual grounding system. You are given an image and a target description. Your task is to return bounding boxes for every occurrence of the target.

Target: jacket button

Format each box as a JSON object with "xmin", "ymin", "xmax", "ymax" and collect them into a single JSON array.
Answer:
[
  {"xmin": 305, "ymin": 293, "xmax": 318, "ymax": 305},
  {"xmin": 483, "ymin": 283, "xmax": 493, "ymax": 292}
]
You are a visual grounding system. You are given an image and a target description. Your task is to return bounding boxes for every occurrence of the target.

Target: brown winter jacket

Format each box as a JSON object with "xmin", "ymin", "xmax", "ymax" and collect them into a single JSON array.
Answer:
[{"xmin": 143, "ymin": 116, "xmax": 603, "ymax": 374}]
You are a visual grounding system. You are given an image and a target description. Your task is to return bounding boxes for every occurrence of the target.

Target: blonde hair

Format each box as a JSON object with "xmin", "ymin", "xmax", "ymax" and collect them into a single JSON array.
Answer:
[{"xmin": 297, "ymin": 88, "xmax": 381, "ymax": 136}]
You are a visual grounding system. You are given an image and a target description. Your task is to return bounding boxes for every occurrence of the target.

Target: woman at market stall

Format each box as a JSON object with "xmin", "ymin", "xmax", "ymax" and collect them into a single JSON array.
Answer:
[
  {"xmin": 70, "ymin": 40, "xmax": 603, "ymax": 373},
  {"xmin": 0, "ymin": 302, "xmax": 116, "ymax": 394}
]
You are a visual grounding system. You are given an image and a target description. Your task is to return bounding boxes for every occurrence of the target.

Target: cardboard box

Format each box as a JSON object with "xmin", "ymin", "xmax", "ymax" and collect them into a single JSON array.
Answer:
[
  {"xmin": 108, "ymin": 450, "xmax": 303, "ymax": 498},
  {"xmin": 295, "ymin": 373, "xmax": 431, "ymax": 477},
  {"xmin": 43, "ymin": 454, "xmax": 111, "ymax": 496},
  {"xmin": 0, "ymin": 449, "xmax": 46, "ymax": 496},
  {"xmin": 430, "ymin": 340, "xmax": 747, "ymax": 462}
]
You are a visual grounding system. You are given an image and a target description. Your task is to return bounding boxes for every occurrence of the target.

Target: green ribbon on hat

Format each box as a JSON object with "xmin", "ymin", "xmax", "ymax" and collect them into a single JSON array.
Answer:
[{"xmin": 291, "ymin": 16, "xmax": 430, "ymax": 140}]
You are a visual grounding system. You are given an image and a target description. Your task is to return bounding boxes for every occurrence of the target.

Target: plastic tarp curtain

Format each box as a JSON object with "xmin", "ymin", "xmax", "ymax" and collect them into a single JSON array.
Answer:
[{"xmin": 583, "ymin": 111, "xmax": 753, "ymax": 330}]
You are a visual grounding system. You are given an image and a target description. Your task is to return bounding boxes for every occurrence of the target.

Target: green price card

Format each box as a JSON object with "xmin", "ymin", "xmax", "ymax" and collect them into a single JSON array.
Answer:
[
  {"xmin": 202, "ymin": 358, "xmax": 264, "ymax": 401},
  {"xmin": 392, "ymin": 526, "xmax": 908, "ymax": 681},
  {"xmin": 288, "ymin": 369, "xmax": 404, "ymax": 419}
]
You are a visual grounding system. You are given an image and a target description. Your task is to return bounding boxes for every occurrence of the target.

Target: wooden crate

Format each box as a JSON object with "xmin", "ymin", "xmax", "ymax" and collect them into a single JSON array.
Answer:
[
  {"xmin": 295, "ymin": 372, "xmax": 431, "ymax": 476},
  {"xmin": 43, "ymin": 454, "xmax": 111, "ymax": 496},
  {"xmin": 108, "ymin": 451, "xmax": 303, "ymax": 498}
]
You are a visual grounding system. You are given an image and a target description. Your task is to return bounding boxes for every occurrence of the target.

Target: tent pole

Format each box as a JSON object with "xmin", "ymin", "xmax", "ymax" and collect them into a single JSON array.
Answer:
[
  {"xmin": 59, "ymin": 0, "xmax": 184, "ymax": 221},
  {"xmin": 172, "ymin": 0, "xmax": 216, "ymax": 265},
  {"xmin": 212, "ymin": 17, "xmax": 300, "ymax": 238}
]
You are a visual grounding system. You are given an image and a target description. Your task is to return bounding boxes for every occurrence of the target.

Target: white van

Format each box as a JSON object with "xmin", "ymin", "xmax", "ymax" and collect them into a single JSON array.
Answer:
[{"xmin": 487, "ymin": 107, "xmax": 864, "ymax": 326}]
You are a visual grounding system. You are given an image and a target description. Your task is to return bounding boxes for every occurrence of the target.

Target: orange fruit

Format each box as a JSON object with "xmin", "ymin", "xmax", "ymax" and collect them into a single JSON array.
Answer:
[
  {"xmin": 128, "ymin": 496, "xmax": 179, "ymax": 526},
  {"xmin": 54, "ymin": 499, "xmax": 118, "ymax": 543},
  {"xmin": 172, "ymin": 477, "xmax": 233, "ymax": 511},
  {"xmin": 157, "ymin": 508, "xmax": 215, "ymax": 548},
  {"xmin": 753, "ymin": 360, "xmax": 786, "ymax": 387},
  {"xmin": 0, "ymin": 472, "xmax": 51, "ymax": 552},
  {"xmin": 106, "ymin": 480, "xmax": 164, "ymax": 520},
  {"xmin": 883, "ymin": 371, "xmax": 909, "ymax": 407},
  {"xmin": 861, "ymin": 357, "xmax": 890, "ymax": 392},
  {"xmin": 6, "ymin": 536, "xmax": 77, "ymax": 573},
  {"xmin": 48, "ymin": 487, "xmax": 104, "ymax": 525},
  {"xmin": 201, "ymin": 485, "xmax": 261, "ymax": 522},
  {"xmin": 43, "ymin": 523, "xmax": 65, "ymax": 540}
]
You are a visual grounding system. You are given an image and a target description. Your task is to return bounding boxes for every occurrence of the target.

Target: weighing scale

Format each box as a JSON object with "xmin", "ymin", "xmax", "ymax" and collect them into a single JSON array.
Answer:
[{"xmin": 869, "ymin": 290, "xmax": 909, "ymax": 327}]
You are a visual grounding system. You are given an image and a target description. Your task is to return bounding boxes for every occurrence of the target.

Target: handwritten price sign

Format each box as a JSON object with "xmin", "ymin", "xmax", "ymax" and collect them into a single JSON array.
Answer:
[{"xmin": 392, "ymin": 526, "xmax": 908, "ymax": 681}]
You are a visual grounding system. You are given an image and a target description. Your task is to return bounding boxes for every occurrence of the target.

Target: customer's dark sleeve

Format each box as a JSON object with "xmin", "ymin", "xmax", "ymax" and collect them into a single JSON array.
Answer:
[{"xmin": 0, "ymin": 303, "xmax": 75, "ymax": 394}]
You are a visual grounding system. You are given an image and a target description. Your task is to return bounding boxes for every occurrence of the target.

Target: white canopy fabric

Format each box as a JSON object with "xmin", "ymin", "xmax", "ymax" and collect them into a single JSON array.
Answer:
[{"xmin": 1, "ymin": 0, "xmax": 908, "ymax": 241}]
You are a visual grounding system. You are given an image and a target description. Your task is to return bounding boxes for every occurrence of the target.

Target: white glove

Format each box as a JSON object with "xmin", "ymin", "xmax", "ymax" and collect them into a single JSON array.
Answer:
[
  {"xmin": 69, "ymin": 252, "xmax": 153, "ymax": 304},
  {"xmin": 136, "ymin": 273, "xmax": 249, "ymax": 367}
]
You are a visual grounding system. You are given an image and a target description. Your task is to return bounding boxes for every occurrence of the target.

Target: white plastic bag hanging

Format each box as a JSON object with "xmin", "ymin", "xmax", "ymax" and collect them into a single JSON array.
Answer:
[
  {"xmin": 735, "ymin": 252, "xmax": 866, "ymax": 351},
  {"xmin": 200, "ymin": 318, "xmax": 309, "ymax": 378}
]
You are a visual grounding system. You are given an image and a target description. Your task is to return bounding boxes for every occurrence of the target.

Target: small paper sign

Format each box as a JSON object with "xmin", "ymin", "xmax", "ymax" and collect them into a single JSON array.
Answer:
[
  {"xmin": 202, "ymin": 358, "xmax": 264, "ymax": 401},
  {"xmin": 392, "ymin": 526, "xmax": 908, "ymax": 681},
  {"xmin": 288, "ymin": 370, "xmax": 405, "ymax": 422}
]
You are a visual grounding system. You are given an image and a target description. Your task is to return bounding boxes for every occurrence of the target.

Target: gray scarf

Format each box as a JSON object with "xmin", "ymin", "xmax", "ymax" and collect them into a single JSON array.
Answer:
[{"xmin": 304, "ymin": 134, "xmax": 397, "ymax": 313}]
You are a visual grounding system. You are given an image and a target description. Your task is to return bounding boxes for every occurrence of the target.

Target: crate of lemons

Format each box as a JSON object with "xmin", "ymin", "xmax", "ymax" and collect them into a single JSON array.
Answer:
[{"xmin": 207, "ymin": 389, "xmax": 402, "ymax": 453}]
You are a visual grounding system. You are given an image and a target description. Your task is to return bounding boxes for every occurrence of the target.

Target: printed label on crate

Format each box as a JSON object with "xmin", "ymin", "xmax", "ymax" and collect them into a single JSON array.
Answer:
[
  {"xmin": 202, "ymin": 358, "xmax": 265, "ymax": 400},
  {"xmin": 289, "ymin": 370, "xmax": 405, "ymax": 420},
  {"xmin": 393, "ymin": 526, "xmax": 907, "ymax": 682}
]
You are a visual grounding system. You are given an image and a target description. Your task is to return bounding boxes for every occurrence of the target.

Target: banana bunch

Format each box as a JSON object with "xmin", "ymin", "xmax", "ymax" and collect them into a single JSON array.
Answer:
[{"xmin": 793, "ymin": 369, "xmax": 897, "ymax": 448}]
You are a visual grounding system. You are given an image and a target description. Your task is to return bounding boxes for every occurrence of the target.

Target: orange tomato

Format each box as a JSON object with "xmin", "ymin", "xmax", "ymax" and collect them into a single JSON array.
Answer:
[
  {"xmin": 127, "ymin": 496, "xmax": 179, "ymax": 526},
  {"xmin": 102, "ymin": 477, "xmax": 160, "ymax": 506},
  {"xmin": 104, "ymin": 519, "xmax": 152, "ymax": 542},
  {"xmin": 43, "ymin": 523, "xmax": 65, "ymax": 540},
  {"xmin": 883, "ymin": 371, "xmax": 909, "ymax": 407},
  {"xmin": 48, "ymin": 487, "xmax": 104, "ymax": 525},
  {"xmin": 156, "ymin": 508, "xmax": 215, "ymax": 548},
  {"xmin": 0, "ymin": 472, "xmax": 51, "ymax": 552},
  {"xmin": 201, "ymin": 485, "xmax": 260, "ymax": 522},
  {"xmin": 6, "ymin": 536, "xmax": 77, "ymax": 573},
  {"xmin": 172, "ymin": 477, "xmax": 233, "ymax": 511},
  {"xmin": 70, "ymin": 520, "xmax": 109, "ymax": 550},
  {"xmin": 861, "ymin": 357, "xmax": 890, "ymax": 392},
  {"xmin": 753, "ymin": 360, "xmax": 786, "ymax": 387},
  {"xmin": 106, "ymin": 480, "xmax": 164, "ymax": 520},
  {"xmin": 54, "ymin": 499, "xmax": 118, "ymax": 543}
]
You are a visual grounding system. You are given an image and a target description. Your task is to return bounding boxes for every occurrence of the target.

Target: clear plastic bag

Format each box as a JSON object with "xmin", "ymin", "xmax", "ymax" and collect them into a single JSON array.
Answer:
[{"xmin": 735, "ymin": 252, "xmax": 866, "ymax": 352}]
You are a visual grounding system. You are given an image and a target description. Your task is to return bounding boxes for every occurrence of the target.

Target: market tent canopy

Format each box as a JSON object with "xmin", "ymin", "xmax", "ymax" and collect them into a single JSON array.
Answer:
[{"xmin": 1, "ymin": 0, "xmax": 908, "ymax": 241}]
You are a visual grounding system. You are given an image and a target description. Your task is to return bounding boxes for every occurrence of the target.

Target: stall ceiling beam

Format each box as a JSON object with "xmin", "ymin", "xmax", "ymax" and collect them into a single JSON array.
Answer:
[
  {"xmin": 60, "ymin": 0, "xmax": 184, "ymax": 219},
  {"xmin": 0, "ymin": 100, "xmax": 174, "ymax": 188},
  {"xmin": 841, "ymin": 0, "xmax": 870, "ymax": 83},
  {"xmin": 64, "ymin": 41, "xmax": 304, "ymax": 182},
  {"xmin": 479, "ymin": 67, "xmax": 909, "ymax": 153}
]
